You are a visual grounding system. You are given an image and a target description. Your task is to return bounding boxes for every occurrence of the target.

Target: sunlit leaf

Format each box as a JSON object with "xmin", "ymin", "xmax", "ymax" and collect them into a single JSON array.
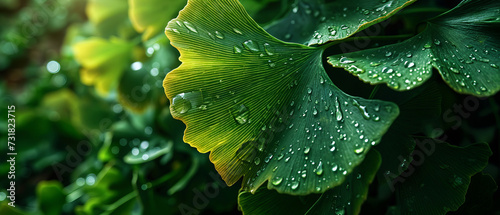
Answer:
[
  {"xmin": 390, "ymin": 140, "xmax": 492, "ymax": 214},
  {"xmin": 73, "ymin": 37, "xmax": 134, "ymax": 95},
  {"xmin": 164, "ymin": 0, "xmax": 399, "ymax": 194},
  {"xmin": 238, "ymin": 150, "xmax": 381, "ymax": 215},
  {"xmin": 328, "ymin": 0, "xmax": 500, "ymax": 96},
  {"xmin": 129, "ymin": 0, "xmax": 187, "ymax": 41},
  {"xmin": 265, "ymin": 0, "xmax": 416, "ymax": 45}
]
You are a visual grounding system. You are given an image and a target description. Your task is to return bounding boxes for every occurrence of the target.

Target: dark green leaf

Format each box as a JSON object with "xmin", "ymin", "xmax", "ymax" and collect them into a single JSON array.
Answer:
[{"xmin": 328, "ymin": 0, "xmax": 500, "ymax": 96}]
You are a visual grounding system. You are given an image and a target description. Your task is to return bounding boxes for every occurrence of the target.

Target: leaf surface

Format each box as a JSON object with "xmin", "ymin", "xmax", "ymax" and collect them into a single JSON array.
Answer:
[
  {"xmin": 164, "ymin": 0, "xmax": 399, "ymax": 194},
  {"xmin": 328, "ymin": 0, "xmax": 500, "ymax": 96},
  {"xmin": 265, "ymin": 0, "xmax": 416, "ymax": 45}
]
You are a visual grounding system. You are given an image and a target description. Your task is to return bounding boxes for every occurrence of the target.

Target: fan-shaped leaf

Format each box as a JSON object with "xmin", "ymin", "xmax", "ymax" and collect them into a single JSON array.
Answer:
[
  {"xmin": 328, "ymin": 0, "xmax": 500, "ymax": 96},
  {"xmin": 164, "ymin": 0, "xmax": 399, "ymax": 195}
]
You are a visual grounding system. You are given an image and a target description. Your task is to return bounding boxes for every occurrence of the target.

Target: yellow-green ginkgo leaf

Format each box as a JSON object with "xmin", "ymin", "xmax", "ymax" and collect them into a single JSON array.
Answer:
[
  {"xmin": 129, "ymin": 0, "xmax": 187, "ymax": 41},
  {"xmin": 73, "ymin": 37, "xmax": 134, "ymax": 95},
  {"xmin": 86, "ymin": 0, "xmax": 129, "ymax": 37},
  {"xmin": 164, "ymin": 0, "xmax": 399, "ymax": 195}
]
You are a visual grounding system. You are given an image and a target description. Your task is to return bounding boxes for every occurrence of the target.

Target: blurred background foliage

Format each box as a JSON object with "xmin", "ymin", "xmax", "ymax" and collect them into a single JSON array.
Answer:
[{"xmin": 0, "ymin": 0, "xmax": 498, "ymax": 214}]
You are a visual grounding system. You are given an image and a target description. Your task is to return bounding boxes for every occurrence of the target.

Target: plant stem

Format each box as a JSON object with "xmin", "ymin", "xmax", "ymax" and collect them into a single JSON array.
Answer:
[{"xmin": 369, "ymin": 85, "xmax": 381, "ymax": 99}]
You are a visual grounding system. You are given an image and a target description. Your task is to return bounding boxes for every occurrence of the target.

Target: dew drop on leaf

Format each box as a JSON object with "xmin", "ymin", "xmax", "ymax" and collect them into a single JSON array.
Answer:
[
  {"xmin": 271, "ymin": 177, "xmax": 283, "ymax": 186},
  {"xmin": 215, "ymin": 31, "xmax": 224, "ymax": 39},
  {"xmin": 291, "ymin": 181, "xmax": 299, "ymax": 190},
  {"xmin": 243, "ymin": 40, "xmax": 259, "ymax": 52},
  {"xmin": 231, "ymin": 104, "xmax": 250, "ymax": 124},
  {"xmin": 171, "ymin": 93, "xmax": 192, "ymax": 117}
]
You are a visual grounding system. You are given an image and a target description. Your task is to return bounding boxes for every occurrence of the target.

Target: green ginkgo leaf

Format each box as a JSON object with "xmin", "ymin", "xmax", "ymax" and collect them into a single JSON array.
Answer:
[
  {"xmin": 265, "ymin": 0, "xmax": 416, "ymax": 45},
  {"xmin": 328, "ymin": 0, "xmax": 500, "ymax": 96},
  {"xmin": 129, "ymin": 0, "xmax": 187, "ymax": 41},
  {"xmin": 238, "ymin": 149, "xmax": 381, "ymax": 215},
  {"xmin": 164, "ymin": 0, "xmax": 399, "ymax": 195},
  {"xmin": 390, "ymin": 140, "xmax": 492, "ymax": 215}
]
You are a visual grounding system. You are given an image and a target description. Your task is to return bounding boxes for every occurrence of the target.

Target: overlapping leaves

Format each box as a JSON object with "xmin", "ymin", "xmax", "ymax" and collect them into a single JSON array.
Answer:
[
  {"xmin": 163, "ymin": 0, "xmax": 399, "ymax": 195},
  {"xmin": 329, "ymin": 0, "xmax": 500, "ymax": 96},
  {"xmin": 265, "ymin": 0, "xmax": 416, "ymax": 45}
]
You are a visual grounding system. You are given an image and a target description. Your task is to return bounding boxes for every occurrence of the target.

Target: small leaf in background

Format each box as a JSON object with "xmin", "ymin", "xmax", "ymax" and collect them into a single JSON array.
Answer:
[
  {"xmin": 124, "ymin": 138, "xmax": 173, "ymax": 164},
  {"xmin": 36, "ymin": 181, "xmax": 66, "ymax": 215},
  {"xmin": 86, "ymin": 0, "xmax": 130, "ymax": 37},
  {"xmin": 390, "ymin": 140, "xmax": 492, "ymax": 214},
  {"xmin": 129, "ymin": 0, "xmax": 187, "ymax": 41},
  {"xmin": 328, "ymin": 0, "xmax": 500, "ymax": 96},
  {"xmin": 73, "ymin": 37, "xmax": 134, "ymax": 95},
  {"xmin": 164, "ymin": 0, "xmax": 399, "ymax": 194},
  {"xmin": 238, "ymin": 150, "xmax": 381, "ymax": 215},
  {"xmin": 265, "ymin": 0, "xmax": 416, "ymax": 45}
]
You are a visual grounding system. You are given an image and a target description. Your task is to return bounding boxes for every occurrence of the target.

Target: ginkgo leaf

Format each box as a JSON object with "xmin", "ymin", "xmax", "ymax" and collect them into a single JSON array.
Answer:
[
  {"xmin": 86, "ymin": 0, "xmax": 129, "ymax": 37},
  {"xmin": 238, "ymin": 149, "xmax": 381, "ymax": 215},
  {"xmin": 265, "ymin": 0, "xmax": 416, "ymax": 45},
  {"xmin": 73, "ymin": 37, "xmax": 134, "ymax": 95},
  {"xmin": 328, "ymin": 0, "xmax": 500, "ymax": 96},
  {"xmin": 390, "ymin": 140, "xmax": 492, "ymax": 215},
  {"xmin": 129, "ymin": 0, "xmax": 187, "ymax": 41},
  {"xmin": 163, "ymin": 0, "xmax": 399, "ymax": 195}
]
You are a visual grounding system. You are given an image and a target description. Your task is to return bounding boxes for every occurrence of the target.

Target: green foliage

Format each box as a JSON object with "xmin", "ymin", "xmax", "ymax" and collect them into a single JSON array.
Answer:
[{"xmin": 0, "ymin": 0, "xmax": 499, "ymax": 215}]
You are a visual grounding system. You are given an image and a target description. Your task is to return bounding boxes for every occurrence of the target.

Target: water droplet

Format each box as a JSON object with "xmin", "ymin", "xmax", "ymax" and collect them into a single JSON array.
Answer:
[
  {"xmin": 370, "ymin": 62, "xmax": 381, "ymax": 67},
  {"xmin": 272, "ymin": 177, "xmax": 283, "ymax": 185},
  {"xmin": 231, "ymin": 104, "xmax": 250, "ymax": 124},
  {"xmin": 335, "ymin": 97, "xmax": 343, "ymax": 121},
  {"xmin": 304, "ymin": 147, "xmax": 311, "ymax": 154},
  {"xmin": 340, "ymin": 57, "xmax": 356, "ymax": 64},
  {"xmin": 491, "ymin": 64, "xmax": 498, "ymax": 68},
  {"xmin": 233, "ymin": 46, "xmax": 242, "ymax": 54},
  {"xmin": 263, "ymin": 43, "xmax": 274, "ymax": 55},
  {"xmin": 307, "ymin": 88, "xmax": 312, "ymax": 94},
  {"xmin": 233, "ymin": 28, "xmax": 243, "ymax": 35},
  {"xmin": 171, "ymin": 93, "xmax": 192, "ymax": 117},
  {"xmin": 332, "ymin": 164, "xmax": 338, "ymax": 172},
  {"xmin": 315, "ymin": 161, "xmax": 323, "ymax": 175},
  {"xmin": 215, "ymin": 31, "xmax": 224, "ymax": 39},
  {"xmin": 254, "ymin": 157, "xmax": 261, "ymax": 165},
  {"xmin": 313, "ymin": 108, "xmax": 318, "ymax": 116},
  {"xmin": 291, "ymin": 181, "xmax": 299, "ymax": 190},
  {"xmin": 423, "ymin": 43, "xmax": 432, "ymax": 49},
  {"xmin": 301, "ymin": 170, "xmax": 307, "ymax": 178},
  {"xmin": 183, "ymin": 21, "xmax": 198, "ymax": 33},
  {"xmin": 433, "ymin": 39, "xmax": 441, "ymax": 46},
  {"xmin": 450, "ymin": 67, "xmax": 460, "ymax": 74},
  {"xmin": 320, "ymin": 76, "xmax": 325, "ymax": 84},
  {"xmin": 385, "ymin": 51, "xmax": 392, "ymax": 57},
  {"xmin": 352, "ymin": 100, "xmax": 370, "ymax": 119},
  {"xmin": 243, "ymin": 40, "xmax": 259, "ymax": 52},
  {"xmin": 354, "ymin": 144, "xmax": 365, "ymax": 155}
]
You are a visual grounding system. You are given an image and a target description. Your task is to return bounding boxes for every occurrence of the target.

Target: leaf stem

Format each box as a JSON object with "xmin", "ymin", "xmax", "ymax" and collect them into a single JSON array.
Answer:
[{"xmin": 369, "ymin": 85, "xmax": 381, "ymax": 99}]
